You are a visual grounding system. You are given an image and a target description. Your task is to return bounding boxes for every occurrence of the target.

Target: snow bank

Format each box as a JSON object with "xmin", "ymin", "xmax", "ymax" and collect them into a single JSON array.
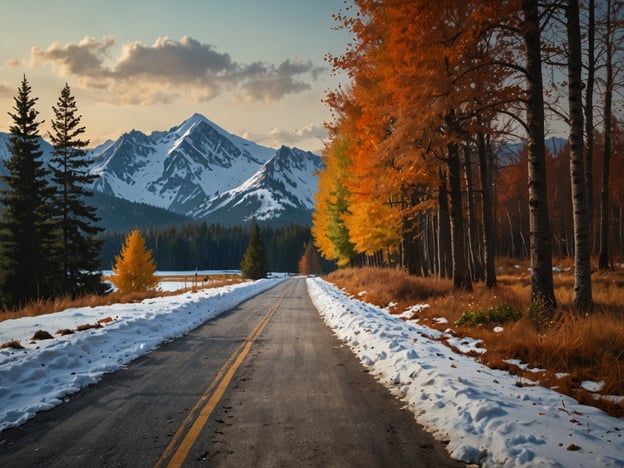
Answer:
[
  {"xmin": 307, "ymin": 277, "xmax": 624, "ymax": 468},
  {"xmin": 0, "ymin": 278, "xmax": 285, "ymax": 432}
]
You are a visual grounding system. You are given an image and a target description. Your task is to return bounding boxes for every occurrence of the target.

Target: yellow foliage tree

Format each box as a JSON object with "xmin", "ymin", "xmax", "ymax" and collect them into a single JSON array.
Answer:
[{"xmin": 111, "ymin": 229, "xmax": 159, "ymax": 294}]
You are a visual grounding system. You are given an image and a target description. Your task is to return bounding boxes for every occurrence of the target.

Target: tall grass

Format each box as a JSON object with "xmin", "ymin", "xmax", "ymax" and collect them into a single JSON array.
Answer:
[{"xmin": 326, "ymin": 262, "xmax": 624, "ymax": 417}]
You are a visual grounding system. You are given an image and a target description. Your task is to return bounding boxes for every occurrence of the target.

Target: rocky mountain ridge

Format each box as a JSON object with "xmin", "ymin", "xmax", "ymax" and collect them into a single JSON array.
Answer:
[{"xmin": 0, "ymin": 114, "xmax": 323, "ymax": 229}]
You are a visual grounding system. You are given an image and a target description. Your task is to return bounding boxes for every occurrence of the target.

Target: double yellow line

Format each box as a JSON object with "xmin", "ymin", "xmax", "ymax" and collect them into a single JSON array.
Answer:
[{"xmin": 155, "ymin": 280, "xmax": 295, "ymax": 468}]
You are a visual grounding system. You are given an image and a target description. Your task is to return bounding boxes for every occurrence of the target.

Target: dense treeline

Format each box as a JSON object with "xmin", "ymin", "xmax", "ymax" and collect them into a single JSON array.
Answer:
[
  {"xmin": 0, "ymin": 78, "xmax": 104, "ymax": 308},
  {"xmin": 100, "ymin": 223, "xmax": 320, "ymax": 273},
  {"xmin": 314, "ymin": 0, "xmax": 624, "ymax": 314}
]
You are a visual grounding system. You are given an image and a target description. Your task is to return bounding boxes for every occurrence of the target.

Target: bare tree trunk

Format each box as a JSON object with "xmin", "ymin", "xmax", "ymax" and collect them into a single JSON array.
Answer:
[
  {"xmin": 599, "ymin": 0, "xmax": 614, "ymax": 270},
  {"xmin": 618, "ymin": 198, "xmax": 624, "ymax": 257},
  {"xmin": 567, "ymin": 0, "xmax": 593, "ymax": 311},
  {"xmin": 506, "ymin": 210, "xmax": 516, "ymax": 257},
  {"xmin": 522, "ymin": 0, "xmax": 557, "ymax": 311},
  {"xmin": 478, "ymin": 133, "xmax": 497, "ymax": 288},
  {"xmin": 447, "ymin": 141, "xmax": 473, "ymax": 291},
  {"xmin": 584, "ymin": 0, "xmax": 596, "ymax": 238},
  {"xmin": 437, "ymin": 169, "xmax": 452, "ymax": 279},
  {"xmin": 463, "ymin": 146, "xmax": 483, "ymax": 281}
]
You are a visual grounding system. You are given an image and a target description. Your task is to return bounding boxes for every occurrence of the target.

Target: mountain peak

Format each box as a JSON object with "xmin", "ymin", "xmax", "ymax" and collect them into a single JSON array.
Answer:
[{"xmin": 84, "ymin": 114, "xmax": 318, "ymax": 226}]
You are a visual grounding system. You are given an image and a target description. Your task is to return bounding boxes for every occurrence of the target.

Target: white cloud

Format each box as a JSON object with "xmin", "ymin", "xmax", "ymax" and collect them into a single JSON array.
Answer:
[
  {"xmin": 30, "ymin": 36, "xmax": 325, "ymax": 106},
  {"xmin": 243, "ymin": 123, "xmax": 327, "ymax": 151}
]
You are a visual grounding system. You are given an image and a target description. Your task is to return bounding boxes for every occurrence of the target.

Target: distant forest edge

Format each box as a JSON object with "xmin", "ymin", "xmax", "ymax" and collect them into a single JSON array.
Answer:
[
  {"xmin": 98, "ymin": 223, "xmax": 328, "ymax": 274},
  {"xmin": 91, "ymin": 192, "xmax": 193, "ymax": 231}
]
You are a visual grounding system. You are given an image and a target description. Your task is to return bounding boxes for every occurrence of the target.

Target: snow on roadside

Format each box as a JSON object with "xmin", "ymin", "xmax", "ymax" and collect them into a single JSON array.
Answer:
[
  {"xmin": 0, "ymin": 277, "xmax": 286, "ymax": 432},
  {"xmin": 307, "ymin": 277, "xmax": 624, "ymax": 468}
]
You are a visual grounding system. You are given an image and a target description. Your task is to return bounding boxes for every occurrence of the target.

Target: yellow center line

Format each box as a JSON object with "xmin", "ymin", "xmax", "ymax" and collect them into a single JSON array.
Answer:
[{"xmin": 154, "ymin": 281, "xmax": 295, "ymax": 468}]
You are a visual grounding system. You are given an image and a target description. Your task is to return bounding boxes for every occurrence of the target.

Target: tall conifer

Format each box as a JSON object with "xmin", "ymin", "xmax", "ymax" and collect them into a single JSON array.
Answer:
[
  {"xmin": 0, "ymin": 76, "xmax": 58, "ymax": 307},
  {"xmin": 240, "ymin": 221, "xmax": 268, "ymax": 279},
  {"xmin": 48, "ymin": 83, "xmax": 104, "ymax": 297}
]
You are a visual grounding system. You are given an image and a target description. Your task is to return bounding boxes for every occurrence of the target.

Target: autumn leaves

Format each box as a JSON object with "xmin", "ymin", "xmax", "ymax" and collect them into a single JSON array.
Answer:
[{"xmin": 312, "ymin": 1, "xmax": 598, "ymax": 313}]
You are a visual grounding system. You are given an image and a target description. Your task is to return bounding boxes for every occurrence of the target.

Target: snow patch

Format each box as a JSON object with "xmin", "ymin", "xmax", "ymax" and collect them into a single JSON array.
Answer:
[{"xmin": 307, "ymin": 277, "xmax": 624, "ymax": 468}]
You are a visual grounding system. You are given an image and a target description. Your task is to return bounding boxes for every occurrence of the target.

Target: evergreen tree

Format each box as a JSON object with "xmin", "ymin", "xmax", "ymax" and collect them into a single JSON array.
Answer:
[
  {"xmin": 111, "ymin": 229, "xmax": 158, "ymax": 294},
  {"xmin": 240, "ymin": 221, "xmax": 268, "ymax": 279},
  {"xmin": 48, "ymin": 83, "xmax": 104, "ymax": 297},
  {"xmin": 0, "ymin": 76, "xmax": 59, "ymax": 307}
]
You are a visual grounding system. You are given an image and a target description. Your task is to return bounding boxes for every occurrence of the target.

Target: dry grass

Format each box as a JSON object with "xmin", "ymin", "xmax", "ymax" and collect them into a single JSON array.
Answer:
[
  {"xmin": 326, "ymin": 261, "xmax": 624, "ymax": 417},
  {"xmin": 75, "ymin": 322, "xmax": 103, "ymax": 332},
  {"xmin": 0, "ymin": 274, "xmax": 245, "ymax": 323},
  {"xmin": 328, "ymin": 267, "xmax": 453, "ymax": 311},
  {"xmin": 0, "ymin": 339, "xmax": 23, "ymax": 349}
]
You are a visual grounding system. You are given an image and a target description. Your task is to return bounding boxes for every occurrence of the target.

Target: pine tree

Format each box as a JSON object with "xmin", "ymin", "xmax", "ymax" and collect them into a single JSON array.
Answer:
[
  {"xmin": 111, "ymin": 229, "xmax": 158, "ymax": 294},
  {"xmin": 240, "ymin": 221, "xmax": 267, "ymax": 280},
  {"xmin": 48, "ymin": 83, "xmax": 104, "ymax": 297},
  {"xmin": 0, "ymin": 76, "xmax": 59, "ymax": 307}
]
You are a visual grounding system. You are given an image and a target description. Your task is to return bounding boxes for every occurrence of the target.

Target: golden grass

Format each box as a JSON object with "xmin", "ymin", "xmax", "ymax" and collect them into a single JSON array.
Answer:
[{"xmin": 325, "ymin": 261, "xmax": 624, "ymax": 417}]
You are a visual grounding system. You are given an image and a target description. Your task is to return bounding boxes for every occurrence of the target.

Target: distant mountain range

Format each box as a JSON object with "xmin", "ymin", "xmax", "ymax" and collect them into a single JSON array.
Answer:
[
  {"xmin": 0, "ymin": 114, "xmax": 324, "ymax": 231},
  {"xmin": 0, "ymin": 115, "xmax": 568, "ymax": 232}
]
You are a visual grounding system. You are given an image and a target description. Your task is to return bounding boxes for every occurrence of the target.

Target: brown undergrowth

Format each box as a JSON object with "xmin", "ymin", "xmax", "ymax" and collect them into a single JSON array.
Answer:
[{"xmin": 325, "ymin": 262, "xmax": 624, "ymax": 418}]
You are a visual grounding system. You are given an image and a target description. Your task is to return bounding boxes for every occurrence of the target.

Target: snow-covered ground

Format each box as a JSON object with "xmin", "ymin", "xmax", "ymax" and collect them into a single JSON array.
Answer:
[
  {"xmin": 307, "ymin": 278, "xmax": 624, "ymax": 467},
  {"xmin": 0, "ymin": 276, "xmax": 622, "ymax": 467},
  {"xmin": 102, "ymin": 269, "xmax": 245, "ymax": 292},
  {"xmin": 0, "ymin": 278, "xmax": 285, "ymax": 432}
]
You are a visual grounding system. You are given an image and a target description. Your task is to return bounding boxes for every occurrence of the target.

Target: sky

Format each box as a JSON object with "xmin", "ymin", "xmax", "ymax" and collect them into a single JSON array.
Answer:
[{"xmin": 0, "ymin": 0, "xmax": 352, "ymax": 153}]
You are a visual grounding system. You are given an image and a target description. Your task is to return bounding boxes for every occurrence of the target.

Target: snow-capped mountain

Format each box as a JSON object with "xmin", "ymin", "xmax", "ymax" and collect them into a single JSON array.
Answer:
[
  {"xmin": 190, "ymin": 146, "xmax": 323, "ymax": 226},
  {"xmin": 0, "ymin": 133, "xmax": 55, "ymax": 179},
  {"xmin": 0, "ymin": 114, "xmax": 323, "ymax": 228},
  {"xmin": 498, "ymin": 136, "xmax": 567, "ymax": 163},
  {"xmin": 88, "ymin": 113, "xmax": 278, "ymax": 217}
]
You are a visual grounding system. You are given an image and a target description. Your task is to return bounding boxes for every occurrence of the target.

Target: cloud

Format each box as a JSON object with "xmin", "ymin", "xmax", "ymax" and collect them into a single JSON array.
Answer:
[
  {"xmin": 30, "ymin": 36, "xmax": 324, "ymax": 105},
  {"xmin": 0, "ymin": 82, "xmax": 13, "ymax": 97},
  {"xmin": 236, "ymin": 59, "xmax": 325, "ymax": 102},
  {"xmin": 243, "ymin": 123, "xmax": 328, "ymax": 149},
  {"xmin": 31, "ymin": 36, "xmax": 115, "ymax": 77}
]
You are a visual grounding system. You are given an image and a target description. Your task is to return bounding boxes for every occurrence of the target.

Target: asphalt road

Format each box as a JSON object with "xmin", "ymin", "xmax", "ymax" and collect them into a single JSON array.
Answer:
[{"xmin": 0, "ymin": 278, "xmax": 464, "ymax": 467}]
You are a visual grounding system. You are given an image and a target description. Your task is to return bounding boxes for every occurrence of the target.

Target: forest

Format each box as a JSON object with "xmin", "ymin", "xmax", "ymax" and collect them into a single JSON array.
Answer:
[
  {"xmin": 99, "ymin": 223, "xmax": 317, "ymax": 274},
  {"xmin": 313, "ymin": 0, "xmax": 624, "ymax": 313},
  {"xmin": 0, "ymin": 74, "xmax": 318, "ymax": 309}
]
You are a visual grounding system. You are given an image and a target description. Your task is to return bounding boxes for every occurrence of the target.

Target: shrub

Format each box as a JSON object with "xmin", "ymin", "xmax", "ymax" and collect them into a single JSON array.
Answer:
[
  {"xmin": 455, "ymin": 303, "xmax": 521, "ymax": 326},
  {"xmin": 527, "ymin": 293, "xmax": 554, "ymax": 326}
]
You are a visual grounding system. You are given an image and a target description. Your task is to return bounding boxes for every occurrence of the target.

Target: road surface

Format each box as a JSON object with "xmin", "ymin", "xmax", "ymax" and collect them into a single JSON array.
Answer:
[{"xmin": 0, "ymin": 278, "xmax": 464, "ymax": 467}]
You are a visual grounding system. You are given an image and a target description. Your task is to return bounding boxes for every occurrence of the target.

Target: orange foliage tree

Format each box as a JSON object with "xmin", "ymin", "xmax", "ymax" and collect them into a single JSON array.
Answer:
[
  {"xmin": 320, "ymin": 0, "xmax": 522, "ymax": 288},
  {"xmin": 298, "ymin": 242, "xmax": 323, "ymax": 275},
  {"xmin": 111, "ymin": 229, "xmax": 159, "ymax": 294}
]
